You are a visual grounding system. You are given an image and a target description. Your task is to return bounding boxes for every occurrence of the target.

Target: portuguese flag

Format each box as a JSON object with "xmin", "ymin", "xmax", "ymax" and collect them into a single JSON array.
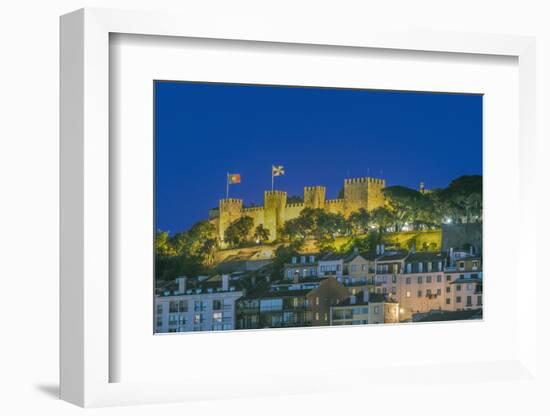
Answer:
[{"xmin": 228, "ymin": 173, "xmax": 241, "ymax": 184}]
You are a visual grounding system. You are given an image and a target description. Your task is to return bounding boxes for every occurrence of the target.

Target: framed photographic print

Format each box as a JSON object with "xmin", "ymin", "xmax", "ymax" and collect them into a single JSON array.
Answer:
[
  {"xmin": 60, "ymin": 7, "xmax": 538, "ymax": 408},
  {"xmin": 153, "ymin": 81, "xmax": 483, "ymax": 334}
]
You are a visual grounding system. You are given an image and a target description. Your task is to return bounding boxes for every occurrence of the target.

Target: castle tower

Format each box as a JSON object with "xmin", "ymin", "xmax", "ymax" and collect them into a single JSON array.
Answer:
[
  {"xmin": 304, "ymin": 186, "xmax": 326, "ymax": 209},
  {"xmin": 263, "ymin": 190, "xmax": 287, "ymax": 242},
  {"xmin": 218, "ymin": 198, "xmax": 243, "ymax": 244},
  {"xmin": 343, "ymin": 177, "xmax": 386, "ymax": 217}
]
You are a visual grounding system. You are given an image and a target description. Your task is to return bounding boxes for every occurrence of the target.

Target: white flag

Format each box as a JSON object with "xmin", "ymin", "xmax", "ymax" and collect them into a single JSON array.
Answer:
[{"xmin": 272, "ymin": 165, "xmax": 285, "ymax": 176}]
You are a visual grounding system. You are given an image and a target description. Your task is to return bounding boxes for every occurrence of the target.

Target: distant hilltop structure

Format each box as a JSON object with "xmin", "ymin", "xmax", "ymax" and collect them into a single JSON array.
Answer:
[{"xmin": 210, "ymin": 177, "xmax": 386, "ymax": 245}]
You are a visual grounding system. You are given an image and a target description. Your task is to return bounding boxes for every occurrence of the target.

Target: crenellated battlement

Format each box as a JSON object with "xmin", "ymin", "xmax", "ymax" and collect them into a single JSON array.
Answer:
[
  {"xmin": 219, "ymin": 198, "xmax": 243, "ymax": 206},
  {"xmin": 242, "ymin": 206, "xmax": 264, "ymax": 213},
  {"xmin": 326, "ymin": 199, "xmax": 345, "ymax": 204},
  {"xmin": 286, "ymin": 202, "xmax": 305, "ymax": 208},
  {"xmin": 264, "ymin": 190, "xmax": 287, "ymax": 196},
  {"xmin": 344, "ymin": 177, "xmax": 385, "ymax": 186}
]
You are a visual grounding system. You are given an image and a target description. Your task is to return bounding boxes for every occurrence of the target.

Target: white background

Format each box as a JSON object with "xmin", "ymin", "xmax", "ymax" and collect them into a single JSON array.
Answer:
[{"xmin": 1, "ymin": 1, "xmax": 549, "ymax": 415}]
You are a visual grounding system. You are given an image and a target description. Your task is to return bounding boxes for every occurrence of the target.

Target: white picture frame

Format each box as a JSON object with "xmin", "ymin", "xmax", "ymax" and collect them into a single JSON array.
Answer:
[{"xmin": 60, "ymin": 7, "xmax": 538, "ymax": 408}]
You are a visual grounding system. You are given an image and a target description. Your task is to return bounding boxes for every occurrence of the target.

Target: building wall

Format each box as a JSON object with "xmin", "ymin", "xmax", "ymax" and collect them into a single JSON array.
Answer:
[
  {"xmin": 155, "ymin": 291, "xmax": 243, "ymax": 333},
  {"xmin": 307, "ymin": 277, "xmax": 350, "ymax": 326},
  {"xmin": 395, "ymin": 272, "xmax": 447, "ymax": 321}
]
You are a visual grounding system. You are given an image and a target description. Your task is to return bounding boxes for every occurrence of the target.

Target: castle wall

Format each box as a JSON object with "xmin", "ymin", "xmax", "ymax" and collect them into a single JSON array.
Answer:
[
  {"xmin": 264, "ymin": 190, "xmax": 287, "ymax": 242},
  {"xmin": 366, "ymin": 178, "xmax": 386, "ymax": 211},
  {"xmin": 304, "ymin": 186, "xmax": 326, "ymax": 209},
  {"xmin": 284, "ymin": 203, "xmax": 304, "ymax": 221},
  {"xmin": 344, "ymin": 177, "xmax": 386, "ymax": 216},
  {"xmin": 325, "ymin": 199, "xmax": 345, "ymax": 215},
  {"xmin": 219, "ymin": 198, "xmax": 243, "ymax": 242},
  {"xmin": 216, "ymin": 177, "xmax": 386, "ymax": 246},
  {"xmin": 241, "ymin": 206, "xmax": 265, "ymax": 230}
]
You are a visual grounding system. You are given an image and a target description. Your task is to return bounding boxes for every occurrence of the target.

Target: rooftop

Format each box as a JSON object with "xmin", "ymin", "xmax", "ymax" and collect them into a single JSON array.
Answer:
[
  {"xmin": 413, "ymin": 308, "xmax": 482, "ymax": 322},
  {"xmin": 406, "ymin": 251, "xmax": 447, "ymax": 263}
]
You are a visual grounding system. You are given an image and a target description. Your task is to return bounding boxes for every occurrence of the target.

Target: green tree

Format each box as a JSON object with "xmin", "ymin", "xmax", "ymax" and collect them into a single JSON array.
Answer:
[
  {"xmin": 348, "ymin": 208, "xmax": 370, "ymax": 235},
  {"xmin": 155, "ymin": 230, "xmax": 176, "ymax": 256},
  {"xmin": 370, "ymin": 207, "xmax": 394, "ymax": 233},
  {"xmin": 271, "ymin": 243, "xmax": 301, "ymax": 279},
  {"xmin": 437, "ymin": 175, "xmax": 482, "ymax": 223},
  {"xmin": 224, "ymin": 216, "xmax": 254, "ymax": 247},
  {"xmin": 253, "ymin": 224, "xmax": 270, "ymax": 244}
]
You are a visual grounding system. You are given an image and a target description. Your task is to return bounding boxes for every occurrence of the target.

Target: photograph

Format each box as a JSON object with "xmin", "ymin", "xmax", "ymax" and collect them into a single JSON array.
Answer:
[{"xmin": 154, "ymin": 81, "xmax": 483, "ymax": 333}]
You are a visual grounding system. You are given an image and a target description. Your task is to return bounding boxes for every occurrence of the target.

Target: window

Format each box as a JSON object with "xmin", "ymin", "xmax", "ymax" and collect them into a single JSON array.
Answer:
[
  {"xmin": 446, "ymin": 287, "xmax": 451, "ymax": 293},
  {"xmin": 426, "ymin": 276, "xmax": 432, "ymax": 283},
  {"xmin": 309, "ymin": 255, "xmax": 315, "ymax": 263},
  {"xmin": 260, "ymin": 298, "xmax": 283, "ymax": 311},
  {"xmin": 473, "ymin": 260, "xmax": 479, "ymax": 269},
  {"xmin": 406, "ymin": 277, "xmax": 411, "ymax": 285},
  {"xmin": 456, "ymin": 284, "xmax": 462, "ymax": 291},
  {"xmin": 292, "ymin": 257, "xmax": 297, "ymax": 264},
  {"xmin": 391, "ymin": 286, "xmax": 397, "ymax": 295},
  {"xmin": 351, "ymin": 265, "xmax": 357, "ymax": 272},
  {"xmin": 417, "ymin": 276, "xmax": 423, "ymax": 284},
  {"xmin": 156, "ymin": 304, "xmax": 163, "ymax": 315},
  {"xmin": 213, "ymin": 300, "xmax": 222, "ymax": 310},
  {"xmin": 477, "ymin": 295, "xmax": 482, "ymax": 306},
  {"xmin": 212, "ymin": 312, "xmax": 222, "ymax": 323},
  {"xmin": 194, "ymin": 313, "xmax": 203, "ymax": 324},
  {"xmin": 316, "ymin": 297, "xmax": 319, "ymax": 305},
  {"xmin": 374, "ymin": 306, "xmax": 380, "ymax": 314},
  {"xmin": 392, "ymin": 275, "xmax": 397, "ymax": 283},
  {"xmin": 286, "ymin": 270, "xmax": 292, "ymax": 279},
  {"xmin": 300, "ymin": 256, "xmax": 306, "ymax": 263},
  {"xmin": 315, "ymin": 312, "xmax": 319, "ymax": 320},
  {"xmin": 466, "ymin": 296, "xmax": 472, "ymax": 306},
  {"xmin": 156, "ymin": 316, "xmax": 163, "ymax": 327},
  {"xmin": 324, "ymin": 313, "xmax": 328, "ymax": 321},
  {"xmin": 446, "ymin": 298, "xmax": 451, "ymax": 305},
  {"xmin": 471, "ymin": 273, "xmax": 479, "ymax": 279},
  {"xmin": 417, "ymin": 290, "xmax": 422, "ymax": 298},
  {"xmin": 459, "ymin": 261, "xmax": 465, "ymax": 270},
  {"xmin": 293, "ymin": 297, "xmax": 299, "ymax": 307},
  {"xmin": 436, "ymin": 275, "xmax": 442, "ymax": 283},
  {"xmin": 406, "ymin": 291, "xmax": 411, "ymax": 298},
  {"xmin": 456, "ymin": 296, "xmax": 462, "ymax": 303},
  {"xmin": 446, "ymin": 275, "xmax": 452, "ymax": 282},
  {"xmin": 169, "ymin": 301, "xmax": 179, "ymax": 313},
  {"xmin": 437, "ymin": 288, "xmax": 442, "ymax": 296},
  {"xmin": 178, "ymin": 300, "xmax": 188, "ymax": 312},
  {"xmin": 382, "ymin": 287, "xmax": 387, "ymax": 294},
  {"xmin": 426, "ymin": 289, "xmax": 432, "ymax": 296},
  {"xmin": 467, "ymin": 283, "xmax": 474, "ymax": 291}
]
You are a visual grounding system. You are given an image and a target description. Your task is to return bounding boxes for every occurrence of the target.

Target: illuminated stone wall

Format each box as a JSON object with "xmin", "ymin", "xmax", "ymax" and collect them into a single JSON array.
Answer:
[{"xmin": 217, "ymin": 177, "xmax": 386, "ymax": 246}]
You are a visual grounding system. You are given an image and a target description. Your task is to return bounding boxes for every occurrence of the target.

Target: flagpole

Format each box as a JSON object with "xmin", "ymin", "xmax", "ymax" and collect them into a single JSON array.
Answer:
[
  {"xmin": 226, "ymin": 172, "xmax": 229, "ymax": 199},
  {"xmin": 271, "ymin": 166, "xmax": 274, "ymax": 191}
]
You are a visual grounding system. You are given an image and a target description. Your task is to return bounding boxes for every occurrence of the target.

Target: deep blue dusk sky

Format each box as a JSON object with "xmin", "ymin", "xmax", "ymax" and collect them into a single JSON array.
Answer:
[{"xmin": 155, "ymin": 81, "xmax": 482, "ymax": 233}]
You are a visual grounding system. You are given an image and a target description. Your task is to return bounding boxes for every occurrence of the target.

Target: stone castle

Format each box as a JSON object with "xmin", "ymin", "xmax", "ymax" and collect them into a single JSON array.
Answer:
[{"xmin": 210, "ymin": 177, "xmax": 386, "ymax": 245}]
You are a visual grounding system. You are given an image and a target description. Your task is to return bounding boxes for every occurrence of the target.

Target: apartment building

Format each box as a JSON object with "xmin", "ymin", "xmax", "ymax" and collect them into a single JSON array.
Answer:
[
  {"xmin": 235, "ymin": 276, "xmax": 349, "ymax": 329},
  {"xmin": 330, "ymin": 291, "xmax": 399, "ymax": 325},
  {"xmin": 155, "ymin": 275, "xmax": 244, "ymax": 333}
]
